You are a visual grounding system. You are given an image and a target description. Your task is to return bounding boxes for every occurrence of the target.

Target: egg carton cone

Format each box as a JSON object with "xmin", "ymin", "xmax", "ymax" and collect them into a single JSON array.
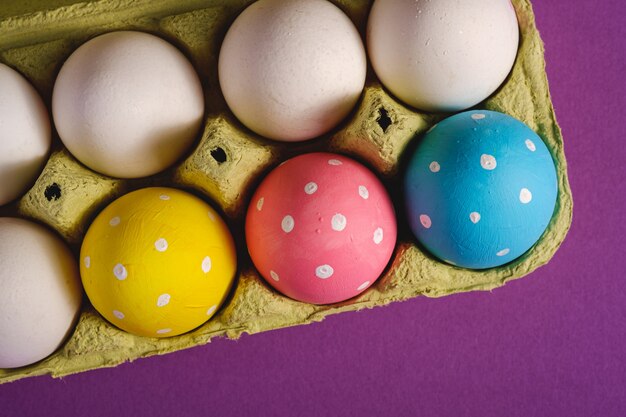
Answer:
[{"xmin": 0, "ymin": 0, "xmax": 572, "ymax": 383}]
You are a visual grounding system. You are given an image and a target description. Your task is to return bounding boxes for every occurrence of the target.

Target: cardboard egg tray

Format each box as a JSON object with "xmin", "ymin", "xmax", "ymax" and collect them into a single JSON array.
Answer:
[{"xmin": 0, "ymin": 0, "xmax": 572, "ymax": 383}]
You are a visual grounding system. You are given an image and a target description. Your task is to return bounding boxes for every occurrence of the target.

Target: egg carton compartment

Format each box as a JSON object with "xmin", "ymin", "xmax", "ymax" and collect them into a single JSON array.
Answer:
[{"xmin": 0, "ymin": 0, "xmax": 572, "ymax": 383}]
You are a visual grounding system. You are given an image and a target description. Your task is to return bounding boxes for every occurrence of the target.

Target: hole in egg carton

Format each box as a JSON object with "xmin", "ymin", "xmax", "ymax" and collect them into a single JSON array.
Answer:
[
  {"xmin": 44, "ymin": 183, "xmax": 62, "ymax": 201},
  {"xmin": 376, "ymin": 107, "xmax": 392, "ymax": 132},
  {"xmin": 210, "ymin": 146, "xmax": 228, "ymax": 164}
]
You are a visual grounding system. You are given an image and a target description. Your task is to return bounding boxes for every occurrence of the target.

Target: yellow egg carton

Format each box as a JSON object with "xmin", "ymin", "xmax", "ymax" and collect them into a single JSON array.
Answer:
[{"xmin": 0, "ymin": 0, "xmax": 572, "ymax": 383}]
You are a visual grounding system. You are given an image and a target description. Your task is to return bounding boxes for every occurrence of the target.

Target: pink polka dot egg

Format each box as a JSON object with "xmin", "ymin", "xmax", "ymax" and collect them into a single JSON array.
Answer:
[{"xmin": 246, "ymin": 153, "xmax": 397, "ymax": 304}]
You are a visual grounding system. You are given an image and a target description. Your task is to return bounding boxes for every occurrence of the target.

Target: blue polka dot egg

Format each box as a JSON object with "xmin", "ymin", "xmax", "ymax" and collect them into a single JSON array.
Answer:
[{"xmin": 404, "ymin": 110, "xmax": 558, "ymax": 269}]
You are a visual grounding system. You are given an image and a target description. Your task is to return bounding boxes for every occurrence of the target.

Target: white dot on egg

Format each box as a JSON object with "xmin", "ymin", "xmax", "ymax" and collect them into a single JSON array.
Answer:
[
  {"xmin": 207, "ymin": 211, "xmax": 216, "ymax": 221},
  {"xmin": 496, "ymin": 248, "xmax": 510, "ymax": 257},
  {"xmin": 156, "ymin": 328, "xmax": 172, "ymax": 335},
  {"xmin": 470, "ymin": 212, "xmax": 481, "ymax": 224},
  {"xmin": 444, "ymin": 259, "xmax": 457, "ymax": 266},
  {"xmin": 157, "ymin": 293, "xmax": 171, "ymax": 307},
  {"xmin": 202, "ymin": 256, "xmax": 212, "ymax": 273},
  {"xmin": 331, "ymin": 213, "xmax": 347, "ymax": 231},
  {"xmin": 519, "ymin": 188, "xmax": 533, "ymax": 204},
  {"xmin": 304, "ymin": 182, "xmax": 318, "ymax": 195},
  {"xmin": 471, "ymin": 113, "xmax": 486, "ymax": 120},
  {"xmin": 429, "ymin": 161, "xmax": 440, "ymax": 173},
  {"xmin": 525, "ymin": 139, "xmax": 536, "ymax": 152},
  {"xmin": 113, "ymin": 310, "xmax": 125, "ymax": 319},
  {"xmin": 373, "ymin": 227, "xmax": 384, "ymax": 244},
  {"xmin": 270, "ymin": 270, "xmax": 280, "ymax": 281},
  {"xmin": 315, "ymin": 264, "xmax": 334, "ymax": 279},
  {"xmin": 113, "ymin": 263, "xmax": 127, "ymax": 280},
  {"xmin": 84, "ymin": 256, "xmax": 91, "ymax": 269},
  {"xmin": 109, "ymin": 216, "xmax": 121, "ymax": 227},
  {"xmin": 357, "ymin": 281, "xmax": 370, "ymax": 291},
  {"xmin": 328, "ymin": 159, "xmax": 342, "ymax": 166},
  {"xmin": 480, "ymin": 154, "xmax": 497, "ymax": 170},
  {"xmin": 206, "ymin": 305, "xmax": 217, "ymax": 316},
  {"xmin": 426, "ymin": 124, "xmax": 437, "ymax": 133},
  {"xmin": 256, "ymin": 197, "xmax": 264, "ymax": 211},
  {"xmin": 419, "ymin": 214, "xmax": 432, "ymax": 229},
  {"xmin": 358, "ymin": 185, "xmax": 369, "ymax": 199},
  {"xmin": 281, "ymin": 215, "xmax": 295, "ymax": 233},
  {"xmin": 154, "ymin": 238, "xmax": 168, "ymax": 252},
  {"xmin": 159, "ymin": 194, "xmax": 170, "ymax": 201}
]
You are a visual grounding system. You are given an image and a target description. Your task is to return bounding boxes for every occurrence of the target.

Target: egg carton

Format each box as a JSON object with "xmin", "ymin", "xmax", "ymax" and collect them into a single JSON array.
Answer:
[{"xmin": 0, "ymin": 0, "xmax": 573, "ymax": 383}]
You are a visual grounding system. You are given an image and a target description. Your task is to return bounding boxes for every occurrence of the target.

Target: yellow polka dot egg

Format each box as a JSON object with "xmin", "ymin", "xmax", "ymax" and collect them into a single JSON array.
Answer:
[{"xmin": 80, "ymin": 187, "xmax": 237, "ymax": 337}]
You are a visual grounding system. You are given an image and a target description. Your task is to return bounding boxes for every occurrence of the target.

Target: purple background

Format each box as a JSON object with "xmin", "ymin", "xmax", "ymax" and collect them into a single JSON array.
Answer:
[{"xmin": 1, "ymin": 1, "xmax": 624, "ymax": 415}]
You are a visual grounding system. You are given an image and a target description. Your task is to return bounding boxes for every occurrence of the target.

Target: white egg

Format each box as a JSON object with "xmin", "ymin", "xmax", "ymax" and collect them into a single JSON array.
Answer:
[
  {"xmin": 0, "ymin": 218, "xmax": 82, "ymax": 368},
  {"xmin": 0, "ymin": 64, "xmax": 51, "ymax": 206},
  {"xmin": 52, "ymin": 31, "xmax": 204, "ymax": 178},
  {"xmin": 218, "ymin": 0, "xmax": 366, "ymax": 142},
  {"xmin": 367, "ymin": 0, "xmax": 519, "ymax": 112}
]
